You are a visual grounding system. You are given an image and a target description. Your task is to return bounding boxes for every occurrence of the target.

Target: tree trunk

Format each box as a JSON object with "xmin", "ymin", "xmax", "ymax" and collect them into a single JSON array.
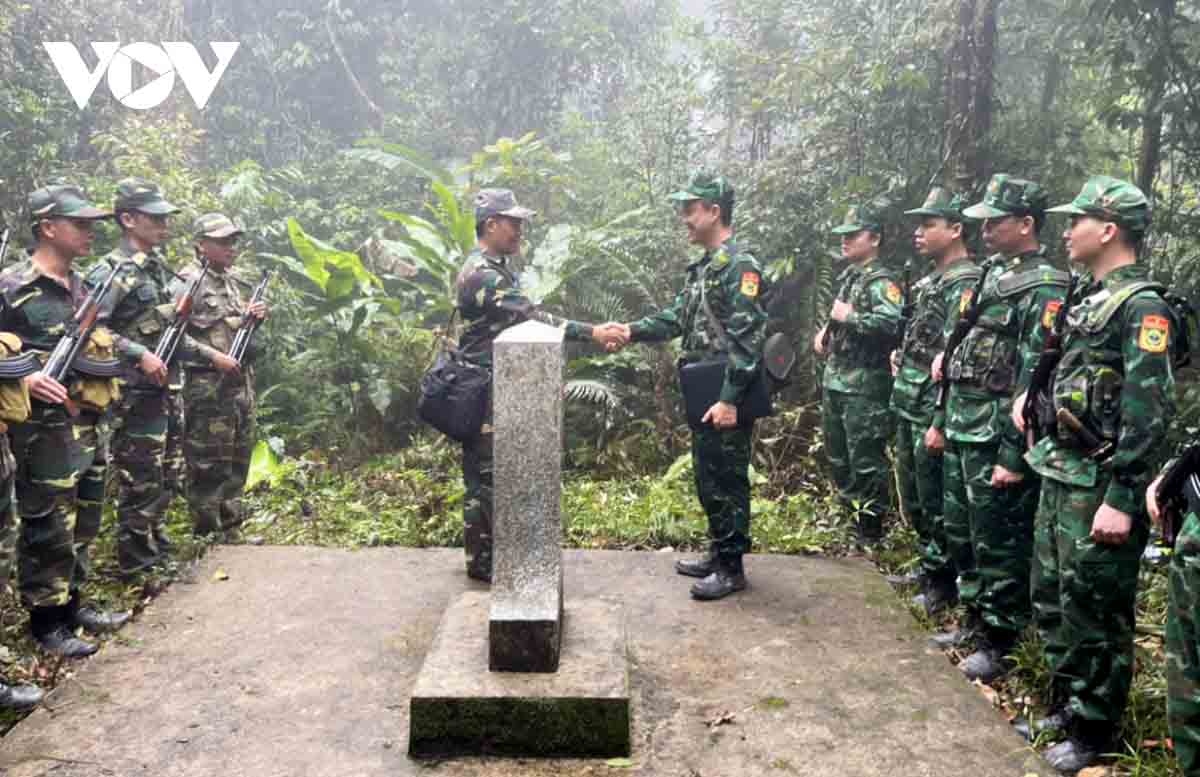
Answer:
[
  {"xmin": 943, "ymin": 0, "xmax": 998, "ymax": 192},
  {"xmin": 1136, "ymin": 0, "xmax": 1174, "ymax": 195}
]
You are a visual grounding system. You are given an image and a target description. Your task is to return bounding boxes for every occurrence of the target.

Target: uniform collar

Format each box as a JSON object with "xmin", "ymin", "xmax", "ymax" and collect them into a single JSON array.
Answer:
[
  {"xmin": 1098, "ymin": 262, "xmax": 1147, "ymax": 289},
  {"xmin": 9, "ymin": 257, "xmax": 78, "ymax": 294}
]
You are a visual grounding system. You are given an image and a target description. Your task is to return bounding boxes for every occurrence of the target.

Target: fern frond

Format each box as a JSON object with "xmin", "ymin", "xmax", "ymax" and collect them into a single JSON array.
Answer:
[{"xmin": 565, "ymin": 379, "xmax": 622, "ymax": 411}]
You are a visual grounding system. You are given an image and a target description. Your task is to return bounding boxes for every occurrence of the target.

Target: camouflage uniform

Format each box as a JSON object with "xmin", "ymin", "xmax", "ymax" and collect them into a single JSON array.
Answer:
[
  {"xmin": 1167, "ymin": 478, "xmax": 1200, "ymax": 775},
  {"xmin": 88, "ymin": 180, "xmax": 214, "ymax": 573},
  {"xmin": 894, "ymin": 193, "xmax": 981, "ymax": 585},
  {"xmin": 630, "ymin": 179, "xmax": 766, "ymax": 573},
  {"xmin": 936, "ymin": 176, "xmax": 1068, "ymax": 655},
  {"xmin": 823, "ymin": 205, "xmax": 902, "ymax": 541},
  {"xmin": 1026, "ymin": 178, "xmax": 1172, "ymax": 748},
  {"xmin": 456, "ymin": 189, "xmax": 594, "ymax": 580},
  {"xmin": 170, "ymin": 214, "xmax": 256, "ymax": 538}
]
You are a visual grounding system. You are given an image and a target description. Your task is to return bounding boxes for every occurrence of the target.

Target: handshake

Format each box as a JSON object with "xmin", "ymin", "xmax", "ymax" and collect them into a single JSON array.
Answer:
[{"xmin": 592, "ymin": 322, "xmax": 632, "ymax": 353}]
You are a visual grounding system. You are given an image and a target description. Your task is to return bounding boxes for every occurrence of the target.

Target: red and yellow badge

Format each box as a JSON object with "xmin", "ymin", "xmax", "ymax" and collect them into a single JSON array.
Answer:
[
  {"xmin": 959, "ymin": 288, "xmax": 974, "ymax": 314},
  {"xmin": 740, "ymin": 271, "xmax": 760, "ymax": 298},
  {"xmin": 885, "ymin": 282, "xmax": 903, "ymax": 304},
  {"xmin": 1042, "ymin": 300, "xmax": 1063, "ymax": 329},
  {"xmin": 1139, "ymin": 314, "xmax": 1170, "ymax": 353}
]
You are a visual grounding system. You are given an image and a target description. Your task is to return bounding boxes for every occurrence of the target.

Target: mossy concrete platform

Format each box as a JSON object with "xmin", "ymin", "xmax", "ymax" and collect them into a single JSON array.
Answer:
[
  {"xmin": 409, "ymin": 592, "xmax": 629, "ymax": 758},
  {"xmin": 0, "ymin": 547, "xmax": 1053, "ymax": 776}
]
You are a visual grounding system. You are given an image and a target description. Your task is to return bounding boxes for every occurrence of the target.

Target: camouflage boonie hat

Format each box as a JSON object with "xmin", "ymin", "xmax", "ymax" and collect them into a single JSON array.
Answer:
[
  {"xmin": 831, "ymin": 202, "xmax": 883, "ymax": 234},
  {"xmin": 668, "ymin": 170, "xmax": 734, "ymax": 205},
  {"xmin": 963, "ymin": 174, "xmax": 1048, "ymax": 219},
  {"xmin": 1047, "ymin": 175, "xmax": 1151, "ymax": 233},
  {"xmin": 905, "ymin": 186, "xmax": 970, "ymax": 221},
  {"xmin": 114, "ymin": 178, "xmax": 181, "ymax": 215},
  {"xmin": 28, "ymin": 184, "xmax": 112, "ymax": 222},
  {"xmin": 193, "ymin": 212, "xmax": 244, "ymax": 239},
  {"xmin": 473, "ymin": 189, "xmax": 535, "ymax": 223}
]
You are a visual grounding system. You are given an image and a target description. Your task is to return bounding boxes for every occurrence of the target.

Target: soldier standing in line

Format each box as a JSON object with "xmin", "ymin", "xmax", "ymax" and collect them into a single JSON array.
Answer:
[
  {"xmin": 1017, "ymin": 177, "xmax": 1176, "ymax": 771},
  {"xmin": 813, "ymin": 202, "xmax": 902, "ymax": 546},
  {"xmin": 171, "ymin": 214, "xmax": 266, "ymax": 541},
  {"xmin": 890, "ymin": 187, "xmax": 980, "ymax": 614},
  {"xmin": 925, "ymin": 175, "xmax": 1068, "ymax": 684}
]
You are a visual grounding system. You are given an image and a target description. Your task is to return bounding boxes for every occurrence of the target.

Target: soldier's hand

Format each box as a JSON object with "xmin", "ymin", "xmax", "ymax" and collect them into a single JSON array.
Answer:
[
  {"xmin": 1091, "ymin": 503, "xmax": 1133, "ymax": 545},
  {"xmin": 211, "ymin": 352, "xmax": 242, "ymax": 376},
  {"xmin": 702, "ymin": 401, "xmax": 738, "ymax": 430},
  {"xmin": 830, "ymin": 300, "xmax": 853, "ymax": 323},
  {"xmin": 889, "ymin": 349, "xmax": 900, "ymax": 377},
  {"xmin": 23, "ymin": 372, "xmax": 68, "ymax": 405},
  {"xmin": 1147, "ymin": 474, "xmax": 1165, "ymax": 529},
  {"xmin": 930, "ymin": 351, "xmax": 945, "ymax": 383},
  {"xmin": 923, "ymin": 425, "xmax": 945, "ymax": 456},
  {"xmin": 1011, "ymin": 391, "xmax": 1028, "ymax": 433},
  {"xmin": 813, "ymin": 326, "xmax": 826, "ymax": 356},
  {"xmin": 248, "ymin": 301, "xmax": 268, "ymax": 320},
  {"xmin": 991, "ymin": 465, "xmax": 1025, "ymax": 488},
  {"xmin": 139, "ymin": 352, "xmax": 168, "ymax": 386}
]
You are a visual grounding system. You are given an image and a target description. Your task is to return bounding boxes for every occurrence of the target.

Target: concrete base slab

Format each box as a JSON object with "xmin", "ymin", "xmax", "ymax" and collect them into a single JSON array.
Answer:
[{"xmin": 410, "ymin": 592, "xmax": 629, "ymax": 758}]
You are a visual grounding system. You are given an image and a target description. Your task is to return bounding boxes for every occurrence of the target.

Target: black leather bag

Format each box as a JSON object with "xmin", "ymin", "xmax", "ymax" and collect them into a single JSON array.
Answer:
[
  {"xmin": 418, "ymin": 318, "xmax": 491, "ymax": 442},
  {"xmin": 678, "ymin": 358, "xmax": 773, "ymax": 430}
]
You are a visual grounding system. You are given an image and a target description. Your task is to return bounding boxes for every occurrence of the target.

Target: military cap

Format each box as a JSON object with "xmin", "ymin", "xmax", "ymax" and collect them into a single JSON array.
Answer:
[
  {"xmin": 1047, "ymin": 175, "xmax": 1151, "ymax": 233},
  {"xmin": 905, "ymin": 186, "xmax": 971, "ymax": 221},
  {"xmin": 193, "ymin": 212, "xmax": 245, "ymax": 239},
  {"xmin": 831, "ymin": 202, "xmax": 884, "ymax": 235},
  {"xmin": 963, "ymin": 174, "xmax": 1048, "ymax": 219},
  {"xmin": 114, "ymin": 178, "xmax": 181, "ymax": 215},
  {"xmin": 668, "ymin": 170, "xmax": 734, "ymax": 205},
  {"xmin": 473, "ymin": 188, "xmax": 535, "ymax": 223},
  {"xmin": 28, "ymin": 184, "xmax": 112, "ymax": 222}
]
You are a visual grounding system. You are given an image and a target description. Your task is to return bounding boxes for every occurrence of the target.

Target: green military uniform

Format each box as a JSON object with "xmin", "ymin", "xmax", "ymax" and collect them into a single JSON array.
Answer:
[
  {"xmin": 940, "ymin": 175, "xmax": 1068, "ymax": 664},
  {"xmin": 1165, "ymin": 456, "xmax": 1200, "ymax": 775},
  {"xmin": 2, "ymin": 185, "xmax": 128, "ymax": 654},
  {"xmin": 1026, "ymin": 177, "xmax": 1172, "ymax": 755},
  {"xmin": 823, "ymin": 204, "xmax": 902, "ymax": 542},
  {"xmin": 893, "ymin": 188, "xmax": 980, "ymax": 592},
  {"xmin": 171, "ymin": 214, "xmax": 256, "ymax": 538},
  {"xmin": 88, "ymin": 179, "xmax": 215, "ymax": 574},
  {"xmin": 629, "ymin": 173, "xmax": 767, "ymax": 586},
  {"xmin": 456, "ymin": 189, "xmax": 594, "ymax": 580}
]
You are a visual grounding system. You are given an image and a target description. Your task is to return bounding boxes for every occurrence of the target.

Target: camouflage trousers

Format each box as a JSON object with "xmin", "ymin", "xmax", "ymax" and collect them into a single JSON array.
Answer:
[
  {"xmin": 11, "ymin": 404, "xmax": 104, "ymax": 609},
  {"xmin": 0, "ymin": 435, "xmax": 17, "ymax": 590},
  {"xmin": 692, "ymin": 425, "xmax": 754, "ymax": 560},
  {"xmin": 1168, "ymin": 509, "xmax": 1200, "ymax": 775},
  {"xmin": 183, "ymin": 371, "xmax": 255, "ymax": 537},
  {"xmin": 164, "ymin": 386, "xmax": 186, "ymax": 502},
  {"xmin": 942, "ymin": 438, "xmax": 1037, "ymax": 643},
  {"xmin": 461, "ymin": 427, "xmax": 494, "ymax": 578},
  {"xmin": 111, "ymin": 388, "xmax": 171, "ymax": 573},
  {"xmin": 1031, "ymin": 475, "xmax": 1149, "ymax": 725},
  {"xmin": 894, "ymin": 415, "xmax": 951, "ymax": 581},
  {"xmin": 822, "ymin": 389, "xmax": 893, "ymax": 539}
]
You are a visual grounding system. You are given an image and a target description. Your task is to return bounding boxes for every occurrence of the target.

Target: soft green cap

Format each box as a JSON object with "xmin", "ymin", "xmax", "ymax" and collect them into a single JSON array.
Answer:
[
  {"xmin": 114, "ymin": 177, "xmax": 181, "ymax": 215},
  {"xmin": 28, "ymin": 184, "xmax": 112, "ymax": 221},
  {"xmin": 831, "ymin": 202, "xmax": 883, "ymax": 235},
  {"xmin": 668, "ymin": 170, "xmax": 734, "ymax": 205},
  {"xmin": 905, "ymin": 186, "xmax": 970, "ymax": 221},
  {"xmin": 1046, "ymin": 175, "xmax": 1151, "ymax": 233},
  {"xmin": 193, "ymin": 212, "xmax": 245, "ymax": 239},
  {"xmin": 962, "ymin": 174, "xmax": 1048, "ymax": 219}
]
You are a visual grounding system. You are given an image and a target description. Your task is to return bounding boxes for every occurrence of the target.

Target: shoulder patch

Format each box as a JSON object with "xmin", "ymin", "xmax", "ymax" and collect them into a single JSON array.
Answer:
[
  {"xmin": 885, "ymin": 282, "xmax": 902, "ymax": 304},
  {"xmin": 1139, "ymin": 314, "xmax": 1170, "ymax": 353},
  {"xmin": 740, "ymin": 271, "xmax": 760, "ymax": 298},
  {"xmin": 1042, "ymin": 300, "xmax": 1063, "ymax": 329}
]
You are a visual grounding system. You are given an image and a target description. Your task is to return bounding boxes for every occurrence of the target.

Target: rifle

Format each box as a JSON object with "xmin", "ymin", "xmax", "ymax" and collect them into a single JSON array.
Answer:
[
  {"xmin": 935, "ymin": 258, "xmax": 992, "ymax": 411},
  {"xmin": 154, "ymin": 249, "xmax": 209, "ymax": 368},
  {"xmin": 43, "ymin": 261, "xmax": 124, "ymax": 415},
  {"xmin": 1022, "ymin": 270, "xmax": 1080, "ymax": 449},
  {"xmin": 228, "ymin": 270, "xmax": 272, "ymax": 365},
  {"xmin": 897, "ymin": 259, "xmax": 915, "ymax": 350},
  {"xmin": 1156, "ymin": 444, "xmax": 1200, "ymax": 548},
  {"xmin": 0, "ymin": 227, "xmax": 10, "ymax": 267}
]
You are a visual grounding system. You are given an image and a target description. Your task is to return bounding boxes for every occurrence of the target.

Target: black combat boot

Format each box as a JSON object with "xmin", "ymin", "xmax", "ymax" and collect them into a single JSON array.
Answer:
[
  {"xmin": 887, "ymin": 569, "xmax": 925, "ymax": 588},
  {"xmin": 1044, "ymin": 720, "xmax": 1110, "ymax": 773},
  {"xmin": 30, "ymin": 606, "xmax": 98, "ymax": 658},
  {"xmin": 929, "ymin": 610, "xmax": 981, "ymax": 649},
  {"xmin": 960, "ymin": 633, "xmax": 1015, "ymax": 683},
  {"xmin": 68, "ymin": 593, "xmax": 130, "ymax": 635},
  {"xmin": 675, "ymin": 546, "xmax": 719, "ymax": 579},
  {"xmin": 913, "ymin": 575, "xmax": 958, "ymax": 617},
  {"xmin": 1013, "ymin": 703, "xmax": 1074, "ymax": 741},
  {"xmin": 690, "ymin": 556, "xmax": 747, "ymax": 601},
  {"xmin": 0, "ymin": 678, "xmax": 43, "ymax": 710}
]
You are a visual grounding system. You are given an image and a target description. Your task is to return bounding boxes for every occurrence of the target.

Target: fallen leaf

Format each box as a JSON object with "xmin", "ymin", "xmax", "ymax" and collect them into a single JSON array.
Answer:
[
  {"xmin": 1076, "ymin": 767, "xmax": 1110, "ymax": 777},
  {"xmin": 213, "ymin": 569, "xmax": 230, "ymax": 581},
  {"xmin": 605, "ymin": 757, "xmax": 634, "ymax": 768},
  {"xmin": 972, "ymin": 680, "xmax": 1000, "ymax": 707},
  {"xmin": 705, "ymin": 710, "xmax": 736, "ymax": 728}
]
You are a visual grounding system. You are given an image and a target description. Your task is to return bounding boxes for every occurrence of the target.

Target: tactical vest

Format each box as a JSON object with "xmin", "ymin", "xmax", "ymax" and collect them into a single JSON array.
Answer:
[
  {"xmin": 1051, "ymin": 279, "xmax": 1169, "ymax": 447},
  {"xmin": 947, "ymin": 261, "xmax": 1069, "ymax": 395},
  {"xmin": 828, "ymin": 265, "xmax": 896, "ymax": 368},
  {"xmin": 901, "ymin": 262, "xmax": 981, "ymax": 368}
]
